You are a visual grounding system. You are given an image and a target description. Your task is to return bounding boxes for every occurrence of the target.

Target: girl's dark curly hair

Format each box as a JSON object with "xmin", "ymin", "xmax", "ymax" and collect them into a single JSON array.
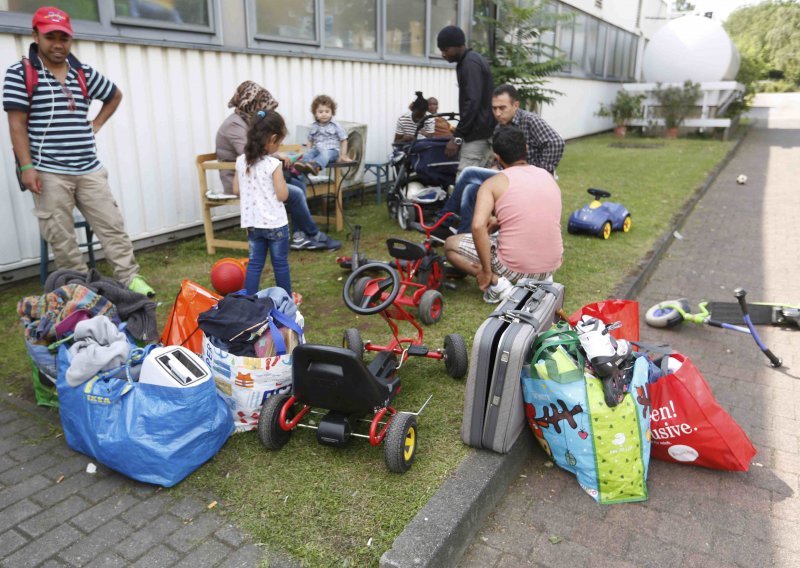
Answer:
[
  {"xmin": 244, "ymin": 110, "xmax": 287, "ymax": 169},
  {"xmin": 311, "ymin": 94, "xmax": 337, "ymax": 115}
]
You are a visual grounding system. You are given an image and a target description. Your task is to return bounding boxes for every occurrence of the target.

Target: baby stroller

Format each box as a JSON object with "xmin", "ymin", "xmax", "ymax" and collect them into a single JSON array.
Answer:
[{"xmin": 387, "ymin": 113, "xmax": 459, "ymax": 230}]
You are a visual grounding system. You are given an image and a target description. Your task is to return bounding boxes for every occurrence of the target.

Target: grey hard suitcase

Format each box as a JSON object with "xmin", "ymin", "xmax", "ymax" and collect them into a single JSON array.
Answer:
[{"xmin": 461, "ymin": 280, "xmax": 565, "ymax": 453}]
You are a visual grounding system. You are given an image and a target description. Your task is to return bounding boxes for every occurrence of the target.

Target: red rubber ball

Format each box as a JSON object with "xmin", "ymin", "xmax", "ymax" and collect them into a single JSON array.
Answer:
[{"xmin": 210, "ymin": 258, "xmax": 247, "ymax": 295}]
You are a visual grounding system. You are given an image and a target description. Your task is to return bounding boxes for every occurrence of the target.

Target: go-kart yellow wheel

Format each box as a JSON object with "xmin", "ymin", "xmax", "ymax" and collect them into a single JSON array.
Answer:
[
  {"xmin": 622, "ymin": 215, "xmax": 632, "ymax": 233},
  {"xmin": 600, "ymin": 221, "xmax": 612, "ymax": 240},
  {"xmin": 384, "ymin": 413, "xmax": 417, "ymax": 473}
]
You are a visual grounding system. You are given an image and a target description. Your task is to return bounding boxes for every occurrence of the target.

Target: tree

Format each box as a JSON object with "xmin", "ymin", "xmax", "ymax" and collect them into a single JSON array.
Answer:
[
  {"xmin": 673, "ymin": 0, "xmax": 696, "ymax": 12},
  {"xmin": 725, "ymin": 1, "xmax": 800, "ymax": 88},
  {"xmin": 471, "ymin": 0, "xmax": 567, "ymax": 109}
]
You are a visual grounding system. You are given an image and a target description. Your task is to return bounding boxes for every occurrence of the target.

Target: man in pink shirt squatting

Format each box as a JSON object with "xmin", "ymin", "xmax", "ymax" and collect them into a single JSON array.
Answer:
[{"xmin": 444, "ymin": 126, "xmax": 563, "ymax": 304}]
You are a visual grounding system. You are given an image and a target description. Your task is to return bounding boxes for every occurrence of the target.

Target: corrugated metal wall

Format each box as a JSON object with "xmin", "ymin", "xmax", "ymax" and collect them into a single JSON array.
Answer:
[{"xmin": 0, "ymin": 33, "xmax": 460, "ymax": 273}]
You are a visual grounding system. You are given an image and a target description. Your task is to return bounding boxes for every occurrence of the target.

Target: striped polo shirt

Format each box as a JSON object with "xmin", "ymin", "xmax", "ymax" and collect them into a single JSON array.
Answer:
[{"xmin": 3, "ymin": 46, "xmax": 117, "ymax": 175}]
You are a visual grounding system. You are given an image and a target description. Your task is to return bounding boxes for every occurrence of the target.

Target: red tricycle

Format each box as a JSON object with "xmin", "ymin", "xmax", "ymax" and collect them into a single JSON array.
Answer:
[{"xmin": 341, "ymin": 260, "xmax": 468, "ymax": 379}]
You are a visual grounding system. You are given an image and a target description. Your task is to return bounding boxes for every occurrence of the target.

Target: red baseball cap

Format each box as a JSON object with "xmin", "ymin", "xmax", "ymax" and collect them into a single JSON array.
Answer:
[{"xmin": 32, "ymin": 7, "xmax": 73, "ymax": 36}]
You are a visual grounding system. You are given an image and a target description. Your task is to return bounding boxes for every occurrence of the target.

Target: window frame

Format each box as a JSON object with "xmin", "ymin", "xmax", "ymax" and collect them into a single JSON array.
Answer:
[
  {"xmin": 248, "ymin": 0, "xmax": 321, "ymax": 47},
  {"xmin": 110, "ymin": 0, "xmax": 216, "ymax": 34}
]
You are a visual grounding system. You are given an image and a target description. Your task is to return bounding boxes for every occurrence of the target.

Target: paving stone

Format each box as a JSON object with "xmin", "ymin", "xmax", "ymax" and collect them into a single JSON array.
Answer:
[
  {"xmin": 0, "ymin": 474, "xmax": 51, "ymax": 509},
  {"xmin": 0, "ymin": 498, "xmax": 42, "ymax": 534},
  {"xmin": 215, "ymin": 523, "xmax": 250, "ymax": 548},
  {"xmin": 711, "ymin": 529, "xmax": 773, "ymax": 566},
  {"xmin": 218, "ymin": 544, "xmax": 267, "ymax": 568},
  {"xmin": 173, "ymin": 538, "xmax": 232, "ymax": 568},
  {"xmin": 115, "ymin": 514, "xmax": 184, "ymax": 561},
  {"xmin": 71, "ymin": 494, "xmax": 139, "ymax": 533},
  {"xmin": 0, "ymin": 454, "xmax": 18, "ymax": 474},
  {"xmin": 120, "ymin": 492, "xmax": 174, "ymax": 529},
  {"xmin": 38, "ymin": 561, "xmax": 67, "ymax": 568},
  {"xmin": 169, "ymin": 496, "xmax": 208, "ymax": 521},
  {"xmin": 18, "ymin": 495, "xmax": 91, "ymax": 538},
  {"xmin": 59, "ymin": 518, "xmax": 130, "ymax": 567},
  {"xmin": 0, "ymin": 524, "xmax": 82, "ymax": 568},
  {"xmin": 41, "ymin": 453, "xmax": 95, "ymax": 482},
  {"xmin": 682, "ymin": 552, "xmax": 738, "ymax": 568},
  {"xmin": 475, "ymin": 513, "xmax": 540, "ymax": 559},
  {"xmin": 0, "ymin": 529, "xmax": 29, "ymax": 557},
  {"xmin": 569, "ymin": 515, "xmax": 629, "ymax": 558},
  {"xmin": 166, "ymin": 512, "xmax": 226, "ymax": 553},
  {"xmin": 129, "ymin": 544, "xmax": 181, "ymax": 568},
  {"xmin": 83, "ymin": 552, "xmax": 129, "ymax": 568},
  {"xmin": 32, "ymin": 471, "xmax": 99, "ymax": 508},
  {"xmin": 77, "ymin": 476, "xmax": 126, "ymax": 504},
  {"xmin": 8, "ymin": 437, "xmax": 60, "ymax": 463},
  {"xmin": 528, "ymin": 534, "xmax": 590, "ymax": 567},
  {"xmin": 624, "ymin": 532, "xmax": 684, "ymax": 568}
]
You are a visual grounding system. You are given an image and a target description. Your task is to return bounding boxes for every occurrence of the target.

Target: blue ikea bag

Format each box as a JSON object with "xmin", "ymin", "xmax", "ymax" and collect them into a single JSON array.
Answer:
[{"xmin": 56, "ymin": 344, "xmax": 234, "ymax": 487}]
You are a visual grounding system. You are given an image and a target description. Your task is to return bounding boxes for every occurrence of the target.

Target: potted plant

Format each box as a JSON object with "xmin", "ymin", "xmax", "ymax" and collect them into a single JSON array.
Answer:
[
  {"xmin": 652, "ymin": 80, "xmax": 701, "ymax": 138},
  {"xmin": 596, "ymin": 90, "xmax": 646, "ymax": 137}
]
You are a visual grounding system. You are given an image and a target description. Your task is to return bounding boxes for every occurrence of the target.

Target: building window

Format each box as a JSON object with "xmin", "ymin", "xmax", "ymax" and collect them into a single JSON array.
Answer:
[
  {"xmin": 593, "ymin": 22, "xmax": 607, "ymax": 76},
  {"xmin": 571, "ymin": 12, "xmax": 586, "ymax": 74},
  {"xmin": 324, "ymin": 0, "xmax": 377, "ymax": 52},
  {"xmin": 556, "ymin": 6, "xmax": 574, "ymax": 70},
  {"xmin": 254, "ymin": 0, "xmax": 316, "ymax": 43},
  {"xmin": 113, "ymin": 0, "xmax": 211, "ymax": 30},
  {"xmin": 386, "ymin": 0, "xmax": 426, "ymax": 56},
  {"xmin": 429, "ymin": 0, "xmax": 458, "ymax": 57},
  {"xmin": 2, "ymin": 1, "xmax": 99, "ymax": 21}
]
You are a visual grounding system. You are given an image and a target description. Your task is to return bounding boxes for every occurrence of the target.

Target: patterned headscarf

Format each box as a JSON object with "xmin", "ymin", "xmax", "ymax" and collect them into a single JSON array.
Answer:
[{"xmin": 228, "ymin": 81, "xmax": 279, "ymax": 121}]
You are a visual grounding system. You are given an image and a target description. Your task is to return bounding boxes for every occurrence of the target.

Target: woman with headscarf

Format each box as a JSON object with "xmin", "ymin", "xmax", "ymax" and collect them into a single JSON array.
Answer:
[{"xmin": 215, "ymin": 81, "xmax": 340, "ymax": 251}]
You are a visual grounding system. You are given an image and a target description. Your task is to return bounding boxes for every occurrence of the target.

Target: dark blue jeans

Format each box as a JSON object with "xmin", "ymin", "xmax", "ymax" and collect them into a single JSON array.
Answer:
[
  {"xmin": 246, "ymin": 225, "xmax": 291, "ymax": 295},
  {"xmin": 440, "ymin": 167, "xmax": 496, "ymax": 233},
  {"xmin": 286, "ymin": 182, "xmax": 318, "ymax": 236}
]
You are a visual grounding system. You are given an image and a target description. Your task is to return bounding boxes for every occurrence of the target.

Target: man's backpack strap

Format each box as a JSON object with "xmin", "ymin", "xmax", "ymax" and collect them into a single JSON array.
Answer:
[{"xmin": 20, "ymin": 56, "xmax": 89, "ymax": 102}]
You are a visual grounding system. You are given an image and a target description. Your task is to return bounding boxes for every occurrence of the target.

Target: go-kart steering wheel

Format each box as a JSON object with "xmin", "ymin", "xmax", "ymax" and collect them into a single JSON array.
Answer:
[
  {"xmin": 588, "ymin": 188, "xmax": 612, "ymax": 200},
  {"xmin": 343, "ymin": 262, "xmax": 401, "ymax": 315}
]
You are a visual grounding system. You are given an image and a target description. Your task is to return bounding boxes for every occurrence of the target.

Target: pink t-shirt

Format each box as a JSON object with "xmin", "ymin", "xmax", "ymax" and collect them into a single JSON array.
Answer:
[{"xmin": 494, "ymin": 165, "xmax": 563, "ymax": 274}]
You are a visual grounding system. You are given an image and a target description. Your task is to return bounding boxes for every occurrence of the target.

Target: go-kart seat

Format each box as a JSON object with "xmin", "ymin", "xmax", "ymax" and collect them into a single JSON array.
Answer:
[
  {"xmin": 292, "ymin": 344, "xmax": 400, "ymax": 415},
  {"xmin": 387, "ymin": 238, "xmax": 427, "ymax": 261}
]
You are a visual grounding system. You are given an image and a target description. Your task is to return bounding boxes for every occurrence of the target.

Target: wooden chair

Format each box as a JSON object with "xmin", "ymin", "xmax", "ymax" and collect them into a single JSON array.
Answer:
[
  {"xmin": 195, "ymin": 153, "xmax": 246, "ymax": 254},
  {"xmin": 196, "ymin": 145, "xmax": 353, "ymax": 254}
]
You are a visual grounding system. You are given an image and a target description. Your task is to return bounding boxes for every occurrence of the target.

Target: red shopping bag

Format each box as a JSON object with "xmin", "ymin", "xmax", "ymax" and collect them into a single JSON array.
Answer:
[
  {"xmin": 160, "ymin": 280, "xmax": 221, "ymax": 355},
  {"xmin": 643, "ymin": 353, "xmax": 756, "ymax": 471},
  {"xmin": 569, "ymin": 299, "xmax": 639, "ymax": 342}
]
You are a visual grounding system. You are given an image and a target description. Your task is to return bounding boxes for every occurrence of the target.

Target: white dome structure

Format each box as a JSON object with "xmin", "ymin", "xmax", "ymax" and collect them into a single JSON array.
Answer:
[{"xmin": 642, "ymin": 15, "xmax": 740, "ymax": 84}]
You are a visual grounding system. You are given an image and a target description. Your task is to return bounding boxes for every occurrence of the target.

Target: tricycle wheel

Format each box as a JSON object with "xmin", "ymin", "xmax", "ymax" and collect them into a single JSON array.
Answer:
[
  {"xmin": 257, "ymin": 394, "xmax": 293, "ymax": 450},
  {"xmin": 343, "ymin": 328, "xmax": 364, "ymax": 359},
  {"xmin": 384, "ymin": 412, "xmax": 417, "ymax": 473},
  {"xmin": 444, "ymin": 333, "xmax": 468, "ymax": 379},
  {"xmin": 622, "ymin": 215, "xmax": 632, "ymax": 233},
  {"xmin": 600, "ymin": 221, "xmax": 612, "ymax": 240},
  {"xmin": 418, "ymin": 290, "xmax": 444, "ymax": 325},
  {"xmin": 645, "ymin": 299, "xmax": 690, "ymax": 328}
]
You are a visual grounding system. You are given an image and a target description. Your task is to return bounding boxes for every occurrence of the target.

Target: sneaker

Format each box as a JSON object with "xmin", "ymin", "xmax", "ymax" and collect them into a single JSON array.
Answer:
[
  {"xmin": 294, "ymin": 162, "xmax": 312, "ymax": 174},
  {"xmin": 128, "ymin": 275, "xmax": 155, "ymax": 298},
  {"xmin": 290, "ymin": 231, "xmax": 318, "ymax": 250},
  {"xmin": 310, "ymin": 231, "xmax": 341, "ymax": 251},
  {"xmin": 482, "ymin": 276, "xmax": 513, "ymax": 304}
]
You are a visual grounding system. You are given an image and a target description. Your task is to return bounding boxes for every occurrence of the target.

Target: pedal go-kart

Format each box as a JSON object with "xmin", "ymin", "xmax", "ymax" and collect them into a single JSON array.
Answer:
[
  {"xmin": 341, "ymin": 262, "xmax": 468, "ymax": 378},
  {"xmin": 337, "ymin": 205, "xmax": 457, "ymax": 298},
  {"xmin": 567, "ymin": 188, "xmax": 631, "ymax": 240},
  {"xmin": 257, "ymin": 344, "xmax": 430, "ymax": 473}
]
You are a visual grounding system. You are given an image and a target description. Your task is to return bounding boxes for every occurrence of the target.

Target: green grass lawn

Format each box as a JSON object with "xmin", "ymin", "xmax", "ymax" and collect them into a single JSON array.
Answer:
[{"xmin": 0, "ymin": 132, "xmax": 733, "ymax": 567}]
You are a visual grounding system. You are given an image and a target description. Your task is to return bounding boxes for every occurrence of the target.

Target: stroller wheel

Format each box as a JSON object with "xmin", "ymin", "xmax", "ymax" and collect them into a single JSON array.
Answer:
[{"xmin": 397, "ymin": 204, "xmax": 413, "ymax": 230}]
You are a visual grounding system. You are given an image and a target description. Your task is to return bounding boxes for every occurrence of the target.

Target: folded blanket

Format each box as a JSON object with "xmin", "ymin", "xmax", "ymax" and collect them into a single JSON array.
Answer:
[{"xmin": 66, "ymin": 315, "xmax": 131, "ymax": 387}]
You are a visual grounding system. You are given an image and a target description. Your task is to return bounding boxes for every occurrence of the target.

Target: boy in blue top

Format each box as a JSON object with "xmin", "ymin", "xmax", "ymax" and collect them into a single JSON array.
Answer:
[{"xmin": 295, "ymin": 94, "xmax": 352, "ymax": 175}]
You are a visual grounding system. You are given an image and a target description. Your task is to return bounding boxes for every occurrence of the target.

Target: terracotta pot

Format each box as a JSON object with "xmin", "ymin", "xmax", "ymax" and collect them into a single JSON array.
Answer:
[
  {"xmin": 614, "ymin": 125, "xmax": 627, "ymax": 138},
  {"xmin": 665, "ymin": 127, "xmax": 679, "ymax": 139}
]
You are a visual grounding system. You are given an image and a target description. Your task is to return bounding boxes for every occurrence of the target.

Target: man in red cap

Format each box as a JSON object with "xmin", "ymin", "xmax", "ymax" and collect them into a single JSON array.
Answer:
[{"xmin": 3, "ymin": 7, "xmax": 155, "ymax": 297}]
